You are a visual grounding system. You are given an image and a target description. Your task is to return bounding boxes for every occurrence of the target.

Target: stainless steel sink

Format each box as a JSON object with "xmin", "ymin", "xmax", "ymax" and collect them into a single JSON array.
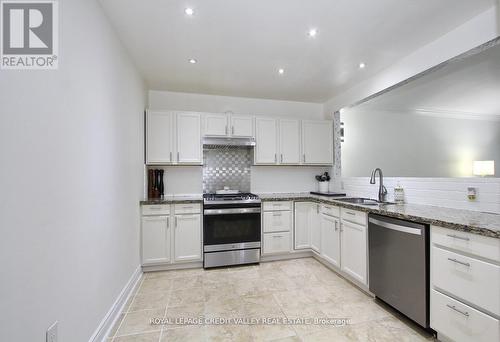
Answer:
[{"xmin": 335, "ymin": 197, "xmax": 394, "ymax": 206}]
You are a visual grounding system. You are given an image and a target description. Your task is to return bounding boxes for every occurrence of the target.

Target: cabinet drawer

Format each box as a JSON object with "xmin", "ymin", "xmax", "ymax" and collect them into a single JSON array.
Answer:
[
  {"xmin": 432, "ymin": 226, "xmax": 500, "ymax": 262},
  {"xmin": 174, "ymin": 203, "xmax": 201, "ymax": 214},
  {"xmin": 321, "ymin": 204, "xmax": 340, "ymax": 217},
  {"xmin": 431, "ymin": 289, "xmax": 499, "ymax": 342},
  {"xmin": 263, "ymin": 232, "xmax": 291, "ymax": 254},
  {"xmin": 142, "ymin": 204, "xmax": 170, "ymax": 216},
  {"xmin": 341, "ymin": 208, "xmax": 367, "ymax": 226},
  {"xmin": 263, "ymin": 201, "xmax": 293, "ymax": 212},
  {"xmin": 263, "ymin": 211, "xmax": 292, "ymax": 233},
  {"xmin": 432, "ymin": 246, "xmax": 500, "ymax": 316}
]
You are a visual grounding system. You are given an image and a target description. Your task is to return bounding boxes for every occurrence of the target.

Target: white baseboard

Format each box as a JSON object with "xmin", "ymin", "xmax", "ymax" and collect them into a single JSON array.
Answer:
[
  {"xmin": 88, "ymin": 266, "xmax": 143, "ymax": 342},
  {"xmin": 142, "ymin": 261, "xmax": 203, "ymax": 272},
  {"xmin": 261, "ymin": 251, "xmax": 313, "ymax": 262}
]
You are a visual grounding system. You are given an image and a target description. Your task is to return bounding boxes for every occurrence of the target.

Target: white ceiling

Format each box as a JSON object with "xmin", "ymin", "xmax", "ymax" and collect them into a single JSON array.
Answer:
[
  {"xmin": 356, "ymin": 44, "xmax": 500, "ymax": 118},
  {"xmin": 99, "ymin": 0, "xmax": 496, "ymax": 103}
]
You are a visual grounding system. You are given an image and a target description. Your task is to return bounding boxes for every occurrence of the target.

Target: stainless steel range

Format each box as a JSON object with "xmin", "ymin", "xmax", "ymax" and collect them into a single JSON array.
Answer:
[{"xmin": 203, "ymin": 192, "xmax": 261, "ymax": 268}]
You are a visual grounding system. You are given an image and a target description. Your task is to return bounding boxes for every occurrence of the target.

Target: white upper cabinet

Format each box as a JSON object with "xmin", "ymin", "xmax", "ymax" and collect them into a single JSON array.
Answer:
[
  {"xmin": 302, "ymin": 120, "xmax": 333, "ymax": 165},
  {"xmin": 176, "ymin": 112, "xmax": 202, "ymax": 164},
  {"xmin": 204, "ymin": 113, "xmax": 229, "ymax": 137},
  {"xmin": 146, "ymin": 111, "xmax": 174, "ymax": 164},
  {"xmin": 255, "ymin": 118, "xmax": 278, "ymax": 164},
  {"xmin": 231, "ymin": 115, "xmax": 254, "ymax": 137},
  {"xmin": 203, "ymin": 113, "xmax": 254, "ymax": 137},
  {"xmin": 146, "ymin": 110, "xmax": 202, "ymax": 165},
  {"xmin": 279, "ymin": 119, "xmax": 301, "ymax": 164}
]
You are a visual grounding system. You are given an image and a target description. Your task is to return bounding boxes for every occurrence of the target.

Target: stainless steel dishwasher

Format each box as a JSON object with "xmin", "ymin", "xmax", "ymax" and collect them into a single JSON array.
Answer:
[{"xmin": 368, "ymin": 214, "xmax": 429, "ymax": 328}]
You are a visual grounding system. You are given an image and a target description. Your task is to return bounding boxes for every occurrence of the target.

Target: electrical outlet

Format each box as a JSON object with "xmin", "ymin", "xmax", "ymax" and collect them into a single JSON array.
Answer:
[{"xmin": 46, "ymin": 321, "xmax": 58, "ymax": 342}]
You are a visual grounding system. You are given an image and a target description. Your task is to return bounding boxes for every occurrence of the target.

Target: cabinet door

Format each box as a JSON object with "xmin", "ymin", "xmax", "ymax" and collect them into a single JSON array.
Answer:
[
  {"xmin": 204, "ymin": 113, "xmax": 229, "ymax": 137},
  {"xmin": 321, "ymin": 215, "xmax": 340, "ymax": 267},
  {"xmin": 294, "ymin": 202, "xmax": 311, "ymax": 249},
  {"xmin": 142, "ymin": 216, "xmax": 171, "ymax": 265},
  {"xmin": 302, "ymin": 120, "xmax": 333, "ymax": 165},
  {"xmin": 231, "ymin": 115, "xmax": 254, "ymax": 137},
  {"xmin": 174, "ymin": 214, "xmax": 202, "ymax": 262},
  {"xmin": 176, "ymin": 112, "xmax": 202, "ymax": 164},
  {"xmin": 255, "ymin": 118, "xmax": 278, "ymax": 164},
  {"xmin": 310, "ymin": 204, "xmax": 321, "ymax": 253},
  {"xmin": 341, "ymin": 220, "xmax": 367, "ymax": 285},
  {"xmin": 146, "ymin": 111, "xmax": 173, "ymax": 164},
  {"xmin": 279, "ymin": 119, "xmax": 301, "ymax": 164}
]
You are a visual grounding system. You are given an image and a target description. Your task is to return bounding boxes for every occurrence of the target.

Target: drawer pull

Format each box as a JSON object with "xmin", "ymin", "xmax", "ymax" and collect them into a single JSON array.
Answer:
[
  {"xmin": 149, "ymin": 206, "xmax": 163, "ymax": 210},
  {"xmin": 447, "ymin": 258, "xmax": 470, "ymax": 267},
  {"xmin": 446, "ymin": 234, "xmax": 470, "ymax": 241},
  {"xmin": 446, "ymin": 304, "xmax": 469, "ymax": 317},
  {"xmin": 345, "ymin": 212, "xmax": 356, "ymax": 216},
  {"xmin": 272, "ymin": 235, "xmax": 282, "ymax": 238}
]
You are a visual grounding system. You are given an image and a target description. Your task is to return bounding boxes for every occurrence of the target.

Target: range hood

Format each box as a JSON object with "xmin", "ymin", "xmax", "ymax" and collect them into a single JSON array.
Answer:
[{"xmin": 203, "ymin": 137, "xmax": 256, "ymax": 147}]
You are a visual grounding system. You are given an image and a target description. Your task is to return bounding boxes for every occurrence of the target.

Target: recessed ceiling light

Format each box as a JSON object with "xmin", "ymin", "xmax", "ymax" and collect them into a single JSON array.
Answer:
[
  {"xmin": 359, "ymin": 62, "xmax": 366, "ymax": 69},
  {"xmin": 308, "ymin": 29, "xmax": 318, "ymax": 37},
  {"xmin": 278, "ymin": 68, "xmax": 285, "ymax": 75},
  {"xmin": 185, "ymin": 7, "xmax": 194, "ymax": 16},
  {"xmin": 188, "ymin": 58, "xmax": 197, "ymax": 64}
]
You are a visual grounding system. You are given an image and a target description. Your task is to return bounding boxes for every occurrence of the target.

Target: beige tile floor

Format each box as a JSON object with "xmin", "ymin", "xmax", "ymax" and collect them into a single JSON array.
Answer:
[{"xmin": 108, "ymin": 258, "xmax": 434, "ymax": 341}]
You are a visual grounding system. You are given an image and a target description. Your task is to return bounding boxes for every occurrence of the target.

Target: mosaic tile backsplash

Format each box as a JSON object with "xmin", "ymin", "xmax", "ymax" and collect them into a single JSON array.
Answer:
[{"xmin": 203, "ymin": 147, "xmax": 252, "ymax": 193}]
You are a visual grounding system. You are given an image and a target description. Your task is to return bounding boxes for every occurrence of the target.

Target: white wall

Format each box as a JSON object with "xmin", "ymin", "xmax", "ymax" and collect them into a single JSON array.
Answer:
[
  {"xmin": 149, "ymin": 90, "xmax": 325, "ymax": 119},
  {"xmin": 0, "ymin": 1, "xmax": 145, "ymax": 341}
]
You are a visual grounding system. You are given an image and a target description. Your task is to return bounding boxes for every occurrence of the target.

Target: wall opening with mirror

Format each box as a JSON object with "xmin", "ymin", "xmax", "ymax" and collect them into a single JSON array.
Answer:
[{"xmin": 341, "ymin": 41, "xmax": 500, "ymax": 178}]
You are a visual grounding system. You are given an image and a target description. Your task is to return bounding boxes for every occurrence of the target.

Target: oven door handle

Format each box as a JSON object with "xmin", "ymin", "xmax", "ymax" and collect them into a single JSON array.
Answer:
[{"xmin": 204, "ymin": 208, "xmax": 261, "ymax": 215}]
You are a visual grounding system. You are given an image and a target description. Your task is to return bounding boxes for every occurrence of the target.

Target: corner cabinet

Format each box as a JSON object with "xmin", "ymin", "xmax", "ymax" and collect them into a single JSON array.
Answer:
[
  {"xmin": 146, "ymin": 110, "xmax": 202, "ymax": 165},
  {"xmin": 302, "ymin": 120, "xmax": 333, "ymax": 165}
]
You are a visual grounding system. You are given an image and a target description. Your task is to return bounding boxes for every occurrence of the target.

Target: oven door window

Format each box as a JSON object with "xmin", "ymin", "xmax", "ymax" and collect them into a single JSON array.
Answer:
[{"xmin": 204, "ymin": 212, "xmax": 261, "ymax": 245}]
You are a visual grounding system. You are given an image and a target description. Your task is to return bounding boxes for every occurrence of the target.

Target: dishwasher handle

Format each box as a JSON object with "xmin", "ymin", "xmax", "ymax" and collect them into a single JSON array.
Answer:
[{"xmin": 369, "ymin": 217, "xmax": 422, "ymax": 236}]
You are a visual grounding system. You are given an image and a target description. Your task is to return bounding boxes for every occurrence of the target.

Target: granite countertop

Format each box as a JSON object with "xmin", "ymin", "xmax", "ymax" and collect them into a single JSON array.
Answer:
[
  {"xmin": 140, "ymin": 195, "xmax": 203, "ymax": 205},
  {"xmin": 258, "ymin": 192, "xmax": 500, "ymax": 239}
]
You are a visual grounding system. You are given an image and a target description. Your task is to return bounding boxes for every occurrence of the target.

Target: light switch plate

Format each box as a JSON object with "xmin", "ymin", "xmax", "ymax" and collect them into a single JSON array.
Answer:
[{"xmin": 47, "ymin": 321, "xmax": 58, "ymax": 342}]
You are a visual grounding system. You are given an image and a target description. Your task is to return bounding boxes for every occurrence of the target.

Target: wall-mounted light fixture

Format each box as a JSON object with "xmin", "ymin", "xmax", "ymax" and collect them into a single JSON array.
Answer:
[{"xmin": 472, "ymin": 160, "xmax": 495, "ymax": 177}]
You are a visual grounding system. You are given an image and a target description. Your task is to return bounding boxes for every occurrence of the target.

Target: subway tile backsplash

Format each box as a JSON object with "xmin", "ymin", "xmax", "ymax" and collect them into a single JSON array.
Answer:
[{"xmin": 203, "ymin": 147, "xmax": 252, "ymax": 193}]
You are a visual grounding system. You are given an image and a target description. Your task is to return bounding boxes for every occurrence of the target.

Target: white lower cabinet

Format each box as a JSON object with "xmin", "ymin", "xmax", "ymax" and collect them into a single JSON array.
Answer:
[
  {"xmin": 141, "ymin": 216, "xmax": 171, "ymax": 265},
  {"xmin": 321, "ymin": 213, "xmax": 340, "ymax": 268},
  {"xmin": 310, "ymin": 204, "xmax": 321, "ymax": 253},
  {"xmin": 263, "ymin": 232, "xmax": 291, "ymax": 254},
  {"xmin": 174, "ymin": 214, "xmax": 202, "ymax": 262},
  {"xmin": 431, "ymin": 289, "xmax": 499, "ymax": 342},
  {"xmin": 294, "ymin": 202, "xmax": 312, "ymax": 249},
  {"xmin": 141, "ymin": 204, "xmax": 202, "ymax": 267},
  {"xmin": 430, "ymin": 225, "xmax": 500, "ymax": 342},
  {"xmin": 340, "ymin": 219, "xmax": 367, "ymax": 285}
]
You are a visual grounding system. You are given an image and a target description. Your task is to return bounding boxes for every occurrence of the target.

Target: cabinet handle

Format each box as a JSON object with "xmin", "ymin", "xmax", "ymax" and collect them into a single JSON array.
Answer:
[
  {"xmin": 335, "ymin": 221, "xmax": 338, "ymax": 231},
  {"xmin": 340, "ymin": 223, "xmax": 343, "ymax": 232},
  {"xmin": 280, "ymin": 154, "xmax": 283, "ymax": 163},
  {"xmin": 303, "ymin": 154, "xmax": 306, "ymax": 163},
  {"xmin": 170, "ymin": 152, "xmax": 172, "ymax": 162},
  {"xmin": 446, "ymin": 304, "xmax": 469, "ymax": 317},
  {"xmin": 232, "ymin": 126, "xmax": 235, "ymax": 135},
  {"xmin": 272, "ymin": 235, "xmax": 282, "ymax": 238},
  {"xmin": 149, "ymin": 206, "xmax": 163, "ymax": 210},
  {"xmin": 272, "ymin": 212, "xmax": 282, "ymax": 216},
  {"xmin": 274, "ymin": 154, "xmax": 277, "ymax": 163},
  {"xmin": 175, "ymin": 217, "xmax": 178, "ymax": 227},
  {"xmin": 225, "ymin": 126, "xmax": 228, "ymax": 135},
  {"xmin": 447, "ymin": 258, "xmax": 470, "ymax": 267},
  {"xmin": 446, "ymin": 234, "xmax": 470, "ymax": 241},
  {"xmin": 177, "ymin": 152, "xmax": 180, "ymax": 162},
  {"xmin": 167, "ymin": 217, "xmax": 169, "ymax": 228},
  {"xmin": 345, "ymin": 211, "xmax": 356, "ymax": 216},
  {"xmin": 316, "ymin": 205, "xmax": 319, "ymax": 214}
]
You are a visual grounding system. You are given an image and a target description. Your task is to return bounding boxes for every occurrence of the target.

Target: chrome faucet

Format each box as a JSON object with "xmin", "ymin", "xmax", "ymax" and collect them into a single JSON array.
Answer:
[{"xmin": 370, "ymin": 168, "xmax": 387, "ymax": 202}]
